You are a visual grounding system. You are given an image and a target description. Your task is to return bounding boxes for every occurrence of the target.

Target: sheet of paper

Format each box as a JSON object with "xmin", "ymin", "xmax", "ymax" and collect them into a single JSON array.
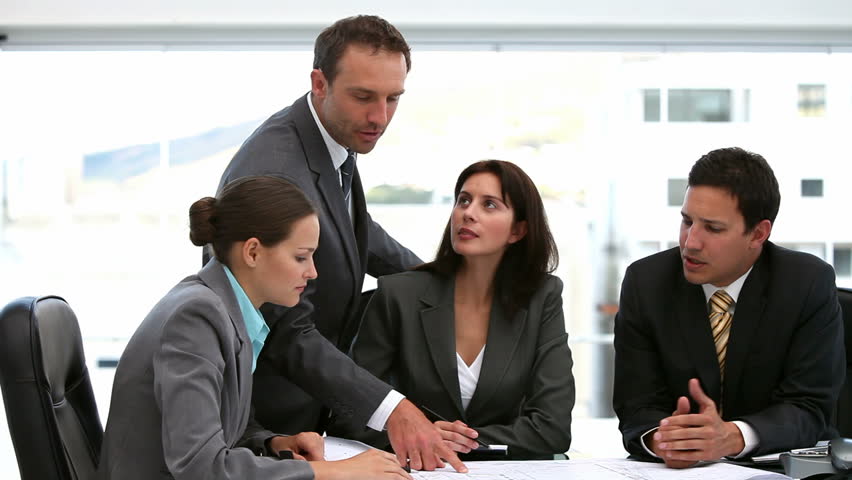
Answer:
[
  {"xmin": 412, "ymin": 460, "xmax": 629, "ymax": 480},
  {"xmin": 322, "ymin": 435, "xmax": 374, "ymax": 461},
  {"xmin": 411, "ymin": 459, "xmax": 791, "ymax": 480}
]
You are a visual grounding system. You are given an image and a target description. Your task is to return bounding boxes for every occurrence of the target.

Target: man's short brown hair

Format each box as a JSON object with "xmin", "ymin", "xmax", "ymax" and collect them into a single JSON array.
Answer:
[{"xmin": 313, "ymin": 15, "xmax": 411, "ymax": 85}]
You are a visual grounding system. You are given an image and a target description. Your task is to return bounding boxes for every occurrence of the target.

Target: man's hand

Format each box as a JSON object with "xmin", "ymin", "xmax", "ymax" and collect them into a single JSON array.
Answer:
[
  {"xmin": 434, "ymin": 420, "xmax": 480, "ymax": 453},
  {"xmin": 648, "ymin": 394, "xmax": 696, "ymax": 468},
  {"xmin": 654, "ymin": 378, "xmax": 745, "ymax": 465},
  {"xmin": 268, "ymin": 432, "xmax": 325, "ymax": 461},
  {"xmin": 385, "ymin": 399, "xmax": 468, "ymax": 473}
]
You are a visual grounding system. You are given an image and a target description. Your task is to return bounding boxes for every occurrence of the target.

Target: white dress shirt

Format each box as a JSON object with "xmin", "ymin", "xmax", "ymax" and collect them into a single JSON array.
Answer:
[{"xmin": 457, "ymin": 346, "xmax": 486, "ymax": 411}]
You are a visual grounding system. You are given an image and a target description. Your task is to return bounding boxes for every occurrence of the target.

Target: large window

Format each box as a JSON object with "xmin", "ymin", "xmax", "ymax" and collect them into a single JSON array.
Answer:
[{"xmin": 2, "ymin": 50, "xmax": 852, "ymax": 440}]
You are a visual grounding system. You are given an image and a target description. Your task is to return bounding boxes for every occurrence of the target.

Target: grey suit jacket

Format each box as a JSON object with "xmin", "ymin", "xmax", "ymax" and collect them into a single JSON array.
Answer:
[
  {"xmin": 334, "ymin": 270, "xmax": 575, "ymax": 459},
  {"xmin": 613, "ymin": 242, "xmax": 846, "ymax": 459},
  {"xmin": 99, "ymin": 259, "xmax": 313, "ymax": 480},
  {"xmin": 217, "ymin": 93, "xmax": 422, "ymax": 433}
]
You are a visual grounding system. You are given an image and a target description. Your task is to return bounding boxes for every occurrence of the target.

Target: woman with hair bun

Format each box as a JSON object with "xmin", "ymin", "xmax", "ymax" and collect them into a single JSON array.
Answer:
[{"xmin": 100, "ymin": 176, "xmax": 411, "ymax": 480}]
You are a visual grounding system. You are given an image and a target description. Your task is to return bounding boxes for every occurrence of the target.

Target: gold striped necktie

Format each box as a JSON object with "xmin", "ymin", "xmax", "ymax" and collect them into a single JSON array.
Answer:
[{"xmin": 709, "ymin": 289, "xmax": 734, "ymax": 378}]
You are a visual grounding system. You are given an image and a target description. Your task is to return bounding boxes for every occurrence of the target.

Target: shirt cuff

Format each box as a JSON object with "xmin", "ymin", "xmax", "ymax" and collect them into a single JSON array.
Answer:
[
  {"xmin": 730, "ymin": 420, "xmax": 760, "ymax": 458},
  {"xmin": 366, "ymin": 390, "xmax": 405, "ymax": 432},
  {"xmin": 640, "ymin": 422, "xmax": 758, "ymax": 460},
  {"xmin": 641, "ymin": 427, "xmax": 661, "ymax": 458},
  {"xmin": 262, "ymin": 435, "xmax": 285, "ymax": 456}
]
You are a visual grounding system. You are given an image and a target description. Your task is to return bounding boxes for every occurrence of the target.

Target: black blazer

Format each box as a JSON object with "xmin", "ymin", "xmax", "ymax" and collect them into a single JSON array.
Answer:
[
  {"xmin": 336, "ymin": 270, "xmax": 575, "ymax": 459},
  {"xmin": 613, "ymin": 242, "xmax": 846, "ymax": 459},
  {"xmin": 217, "ymin": 94, "xmax": 422, "ymax": 434}
]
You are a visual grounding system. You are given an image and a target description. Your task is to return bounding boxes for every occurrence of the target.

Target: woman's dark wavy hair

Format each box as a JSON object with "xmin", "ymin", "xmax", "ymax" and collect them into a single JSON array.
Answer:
[{"xmin": 416, "ymin": 160, "xmax": 558, "ymax": 316}]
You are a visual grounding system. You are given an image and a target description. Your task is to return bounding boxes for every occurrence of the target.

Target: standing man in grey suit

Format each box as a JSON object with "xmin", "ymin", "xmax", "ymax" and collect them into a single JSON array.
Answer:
[{"xmin": 215, "ymin": 15, "xmax": 466, "ymax": 472}]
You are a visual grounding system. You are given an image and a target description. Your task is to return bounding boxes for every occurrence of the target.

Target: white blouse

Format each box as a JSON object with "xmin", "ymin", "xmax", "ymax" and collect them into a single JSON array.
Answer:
[{"xmin": 456, "ymin": 346, "xmax": 486, "ymax": 411}]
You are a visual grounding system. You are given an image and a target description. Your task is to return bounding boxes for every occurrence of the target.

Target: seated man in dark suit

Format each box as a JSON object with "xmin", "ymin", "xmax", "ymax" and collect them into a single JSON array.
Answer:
[{"xmin": 613, "ymin": 147, "xmax": 845, "ymax": 468}]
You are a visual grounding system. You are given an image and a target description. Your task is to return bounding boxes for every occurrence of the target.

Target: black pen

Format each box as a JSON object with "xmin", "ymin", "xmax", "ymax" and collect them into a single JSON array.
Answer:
[{"xmin": 419, "ymin": 404, "xmax": 489, "ymax": 448}]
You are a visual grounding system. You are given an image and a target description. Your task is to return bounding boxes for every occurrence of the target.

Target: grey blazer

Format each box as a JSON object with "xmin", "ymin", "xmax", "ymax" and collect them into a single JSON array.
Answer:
[
  {"xmin": 216, "ymin": 93, "xmax": 422, "ymax": 434},
  {"xmin": 336, "ymin": 270, "xmax": 575, "ymax": 459},
  {"xmin": 99, "ymin": 259, "xmax": 313, "ymax": 480}
]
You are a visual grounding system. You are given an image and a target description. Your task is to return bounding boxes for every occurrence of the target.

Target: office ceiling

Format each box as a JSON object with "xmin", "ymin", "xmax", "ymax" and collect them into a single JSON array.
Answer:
[{"xmin": 2, "ymin": 0, "xmax": 851, "ymax": 50}]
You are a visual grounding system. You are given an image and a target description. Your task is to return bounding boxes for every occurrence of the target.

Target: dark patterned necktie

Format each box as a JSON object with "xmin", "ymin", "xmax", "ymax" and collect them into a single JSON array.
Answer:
[{"xmin": 340, "ymin": 150, "xmax": 355, "ymax": 202}]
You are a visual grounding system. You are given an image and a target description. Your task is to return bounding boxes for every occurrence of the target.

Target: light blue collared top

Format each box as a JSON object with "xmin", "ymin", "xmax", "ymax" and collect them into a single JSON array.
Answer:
[{"xmin": 222, "ymin": 265, "xmax": 269, "ymax": 373}]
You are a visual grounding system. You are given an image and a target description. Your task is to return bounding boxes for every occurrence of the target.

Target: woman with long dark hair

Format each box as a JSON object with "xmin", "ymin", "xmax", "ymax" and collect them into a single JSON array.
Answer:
[{"xmin": 345, "ymin": 160, "xmax": 575, "ymax": 459}]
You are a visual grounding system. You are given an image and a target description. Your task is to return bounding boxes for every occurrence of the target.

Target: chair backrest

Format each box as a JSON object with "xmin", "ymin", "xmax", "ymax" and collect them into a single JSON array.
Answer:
[
  {"xmin": 837, "ymin": 288, "xmax": 852, "ymax": 438},
  {"xmin": 0, "ymin": 296, "xmax": 103, "ymax": 480}
]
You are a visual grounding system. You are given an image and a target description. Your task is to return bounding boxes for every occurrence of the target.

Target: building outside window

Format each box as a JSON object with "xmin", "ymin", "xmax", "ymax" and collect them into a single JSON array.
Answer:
[
  {"xmin": 834, "ymin": 246, "xmax": 852, "ymax": 278},
  {"xmin": 668, "ymin": 89, "xmax": 732, "ymax": 122},
  {"xmin": 667, "ymin": 178, "xmax": 687, "ymax": 206},
  {"xmin": 642, "ymin": 88, "xmax": 661, "ymax": 122},
  {"xmin": 642, "ymin": 87, "xmax": 748, "ymax": 123},
  {"xmin": 798, "ymin": 84, "xmax": 827, "ymax": 117},
  {"xmin": 801, "ymin": 179, "xmax": 824, "ymax": 197}
]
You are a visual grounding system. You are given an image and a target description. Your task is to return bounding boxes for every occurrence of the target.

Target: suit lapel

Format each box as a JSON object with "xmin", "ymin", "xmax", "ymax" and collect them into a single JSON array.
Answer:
[
  {"xmin": 293, "ymin": 95, "xmax": 361, "ymax": 283},
  {"xmin": 722, "ymin": 251, "xmax": 769, "ymax": 412},
  {"xmin": 197, "ymin": 258, "xmax": 253, "ymax": 438},
  {"xmin": 419, "ymin": 277, "xmax": 465, "ymax": 419},
  {"xmin": 676, "ymin": 275, "xmax": 723, "ymax": 405},
  {"xmin": 466, "ymin": 300, "xmax": 527, "ymax": 417},
  {"xmin": 198, "ymin": 258, "xmax": 249, "ymax": 357}
]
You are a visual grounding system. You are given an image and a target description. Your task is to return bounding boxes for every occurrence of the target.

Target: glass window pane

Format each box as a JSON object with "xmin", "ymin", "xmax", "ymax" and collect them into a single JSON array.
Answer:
[
  {"xmin": 667, "ymin": 178, "xmax": 687, "ymax": 206},
  {"xmin": 643, "ymin": 89, "xmax": 660, "ymax": 122},
  {"xmin": 801, "ymin": 179, "xmax": 824, "ymax": 197},
  {"xmin": 798, "ymin": 84, "xmax": 826, "ymax": 117},
  {"xmin": 834, "ymin": 247, "xmax": 852, "ymax": 277},
  {"xmin": 668, "ymin": 89, "xmax": 732, "ymax": 122}
]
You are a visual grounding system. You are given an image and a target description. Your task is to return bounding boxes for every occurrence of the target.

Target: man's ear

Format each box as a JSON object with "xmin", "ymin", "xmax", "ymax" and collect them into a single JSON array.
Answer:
[
  {"xmin": 509, "ymin": 220, "xmax": 528, "ymax": 244},
  {"xmin": 310, "ymin": 69, "xmax": 328, "ymax": 99},
  {"xmin": 749, "ymin": 219, "xmax": 772, "ymax": 248}
]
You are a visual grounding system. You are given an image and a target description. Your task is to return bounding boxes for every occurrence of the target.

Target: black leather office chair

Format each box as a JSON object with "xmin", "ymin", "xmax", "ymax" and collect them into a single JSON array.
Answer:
[
  {"xmin": 0, "ymin": 296, "xmax": 103, "ymax": 480},
  {"xmin": 837, "ymin": 288, "xmax": 852, "ymax": 438}
]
